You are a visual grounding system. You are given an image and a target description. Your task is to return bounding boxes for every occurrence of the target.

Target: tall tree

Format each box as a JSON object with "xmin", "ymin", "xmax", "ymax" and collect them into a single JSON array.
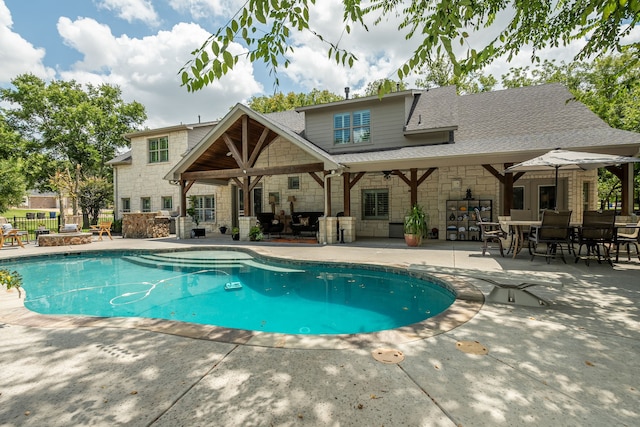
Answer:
[
  {"xmin": 500, "ymin": 51, "xmax": 640, "ymax": 133},
  {"xmin": 0, "ymin": 159, "xmax": 26, "ymax": 214},
  {"xmin": 1, "ymin": 74, "xmax": 147, "ymax": 193},
  {"xmin": 78, "ymin": 176, "xmax": 112, "ymax": 225},
  {"xmin": 248, "ymin": 89, "xmax": 342, "ymax": 113},
  {"xmin": 500, "ymin": 52, "xmax": 640, "ymax": 210},
  {"xmin": 180, "ymin": 1, "xmax": 638, "ymax": 92},
  {"xmin": 362, "ymin": 79, "xmax": 407, "ymax": 97},
  {"xmin": 414, "ymin": 54, "xmax": 496, "ymax": 94}
]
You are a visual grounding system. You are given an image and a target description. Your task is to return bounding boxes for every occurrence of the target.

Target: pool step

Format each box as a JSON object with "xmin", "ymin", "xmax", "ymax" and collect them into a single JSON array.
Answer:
[
  {"xmin": 123, "ymin": 255, "xmax": 248, "ymax": 271},
  {"xmin": 123, "ymin": 251, "xmax": 304, "ymax": 273}
]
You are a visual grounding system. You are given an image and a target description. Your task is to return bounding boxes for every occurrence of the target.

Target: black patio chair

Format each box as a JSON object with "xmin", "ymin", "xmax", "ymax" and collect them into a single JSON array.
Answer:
[
  {"xmin": 574, "ymin": 210, "xmax": 616, "ymax": 266},
  {"xmin": 528, "ymin": 210, "xmax": 573, "ymax": 263}
]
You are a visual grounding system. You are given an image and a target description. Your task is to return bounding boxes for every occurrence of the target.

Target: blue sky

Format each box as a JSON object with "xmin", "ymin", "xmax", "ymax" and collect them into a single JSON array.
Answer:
[{"xmin": 2, "ymin": 0, "xmax": 629, "ymax": 129}]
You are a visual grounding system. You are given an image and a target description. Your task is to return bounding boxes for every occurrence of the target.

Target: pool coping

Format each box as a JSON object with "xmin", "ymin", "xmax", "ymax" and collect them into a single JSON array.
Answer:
[{"xmin": 0, "ymin": 247, "xmax": 484, "ymax": 349}]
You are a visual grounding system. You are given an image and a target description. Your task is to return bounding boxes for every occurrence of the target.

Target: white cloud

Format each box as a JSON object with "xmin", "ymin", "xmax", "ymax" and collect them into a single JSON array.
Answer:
[
  {"xmin": 168, "ymin": 0, "xmax": 245, "ymax": 20},
  {"xmin": 279, "ymin": 0, "xmax": 425, "ymax": 95},
  {"xmin": 96, "ymin": 0, "xmax": 159, "ymax": 26},
  {"xmin": 277, "ymin": 1, "xmax": 632, "ymax": 94},
  {"xmin": 0, "ymin": 0, "xmax": 55, "ymax": 81},
  {"xmin": 56, "ymin": 18, "xmax": 262, "ymax": 127}
]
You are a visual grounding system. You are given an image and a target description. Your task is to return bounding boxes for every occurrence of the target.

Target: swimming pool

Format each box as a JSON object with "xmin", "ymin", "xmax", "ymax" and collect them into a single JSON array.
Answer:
[{"xmin": 5, "ymin": 249, "xmax": 455, "ymax": 335}]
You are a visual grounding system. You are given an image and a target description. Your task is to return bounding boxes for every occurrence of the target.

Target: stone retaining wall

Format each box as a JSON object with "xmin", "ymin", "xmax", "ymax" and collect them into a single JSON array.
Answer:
[{"xmin": 38, "ymin": 233, "xmax": 93, "ymax": 247}]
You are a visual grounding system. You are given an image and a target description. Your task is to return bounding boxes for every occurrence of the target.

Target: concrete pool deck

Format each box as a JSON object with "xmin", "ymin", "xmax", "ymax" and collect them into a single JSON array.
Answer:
[{"xmin": 1, "ymin": 235, "xmax": 639, "ymax": 426}]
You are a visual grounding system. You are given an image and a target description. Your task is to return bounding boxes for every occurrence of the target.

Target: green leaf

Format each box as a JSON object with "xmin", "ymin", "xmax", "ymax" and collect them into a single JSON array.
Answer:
[{"xmin": 223, "ymin": 50, "xmax": 234, "ymax": 67}]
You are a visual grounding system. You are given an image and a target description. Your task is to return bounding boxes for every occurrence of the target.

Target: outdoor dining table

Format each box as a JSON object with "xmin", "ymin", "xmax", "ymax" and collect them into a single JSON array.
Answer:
[
  {"xmin": 504, "ymin": 220, "xmax": 542, "ymax": 259},
  {"xmin": 506, "ymin": 219, "xmax": 635, "ymax": 260}
]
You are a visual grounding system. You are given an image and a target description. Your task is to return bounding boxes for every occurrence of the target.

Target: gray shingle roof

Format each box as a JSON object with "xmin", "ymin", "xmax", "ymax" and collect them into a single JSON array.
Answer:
[
  {"xmin": 405, "ymin": 85, "xmax": 458, "ymax": 131},
  {"xmin": 333, "ymin": 84, "xmax": 640, "ymax": 167},
  {"xmin": 106, "ymin": 150, "xmax": 132, "ymax": 165},
  {"xmin": 265, "ymin": 110, "xmax": 306, "ymax": 135}
]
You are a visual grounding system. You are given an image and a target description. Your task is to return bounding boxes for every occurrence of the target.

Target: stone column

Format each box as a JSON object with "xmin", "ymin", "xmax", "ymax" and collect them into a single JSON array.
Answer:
[
  {"xmin": 239, "ymin": 216, "xmax": 256, "ymax": 241},
  {"xmin": 338, "ymin": 217, "xmax": 355, "ymax": 243},
  {"xmin": 318, "ymin": 217, "xmax": 338, "ymax": 244}
]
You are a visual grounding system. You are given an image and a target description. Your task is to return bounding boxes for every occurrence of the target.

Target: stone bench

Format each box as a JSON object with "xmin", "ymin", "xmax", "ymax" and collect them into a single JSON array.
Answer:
[{"xmin": 38, "ymin": 232, "xmax": 93, "ymax": 247}]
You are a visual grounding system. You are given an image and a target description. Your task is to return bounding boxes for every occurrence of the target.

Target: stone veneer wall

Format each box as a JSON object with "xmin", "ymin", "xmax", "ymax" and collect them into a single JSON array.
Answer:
[
  {"xmin": 122, "ymin": 213, "xmax": 169, "ymax": 238},
  {"xmin": 38, "ymin": 233, "xmax": 92, "ymax": 246},
  {"xmin": 116, "ymin": 129, "xmax": 225, "ymax": 229}
]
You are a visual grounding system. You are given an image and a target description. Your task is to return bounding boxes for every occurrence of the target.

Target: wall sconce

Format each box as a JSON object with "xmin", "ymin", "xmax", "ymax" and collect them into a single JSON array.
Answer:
[
  {"xmin": 287, "ymin": 195, "xmax": 296, "ymax": 214},
  {"xmin": 382, "ymin": 171, "xmax": 393, "ymax": 180}
]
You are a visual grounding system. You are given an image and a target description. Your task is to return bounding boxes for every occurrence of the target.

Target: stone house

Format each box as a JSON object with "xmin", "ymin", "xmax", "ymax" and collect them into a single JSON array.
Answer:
[{"xmin": 112, "ymin": 83, "xmax": 640, "ymax": 242}]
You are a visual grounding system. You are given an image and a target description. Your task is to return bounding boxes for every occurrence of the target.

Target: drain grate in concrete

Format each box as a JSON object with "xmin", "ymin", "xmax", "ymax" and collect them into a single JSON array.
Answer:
[
  {"xmin": 372, "ymin": 348, "xmax": 405, "ymax": 364},
  {"xmin": 455, "ymin": 340, "xmax": 488, "ymax": 355}
]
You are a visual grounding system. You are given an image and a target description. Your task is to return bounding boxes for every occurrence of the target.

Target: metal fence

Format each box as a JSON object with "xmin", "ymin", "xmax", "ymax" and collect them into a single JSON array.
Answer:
[{"xmin": 7, "ymin": 212, "xmax": 116, "ymax": 241}]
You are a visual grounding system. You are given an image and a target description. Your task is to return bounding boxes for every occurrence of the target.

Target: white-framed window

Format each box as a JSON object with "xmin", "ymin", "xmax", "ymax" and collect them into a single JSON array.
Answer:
[
  {"xmin": 148, "ymin": 136, "xmax": 169, "ymax": 163},
  {"xmin": 161, "ymin": 196, "xmax": 173, "ymax": 210},
  {"xmin": 121, "ymin": 198, "xmax": 131, "ymax": 213},
  {"xmin": 362, "ymin": 189, "xmax": 389, "ymax": 220},
  {"xmin": 141, "ymin": 197, "xmax": 151, "ymax": 212},
  {"xmin": 334, "ymin": 113, "xmax": 351, "ymax": 144},
  {"xmin": 288, "ymin": 176, "xmax": 300, "ymax": 190},
  {"xmin": 352, "ymin": 110, "xmax": 371, "ymax": 143},
  {"xmin": 192, "ymin": 195, "xmax": 216, "ymax": 223},
  {"xmin": 334, "ymin": 110, "xmax": 370, "ymax": 145}
]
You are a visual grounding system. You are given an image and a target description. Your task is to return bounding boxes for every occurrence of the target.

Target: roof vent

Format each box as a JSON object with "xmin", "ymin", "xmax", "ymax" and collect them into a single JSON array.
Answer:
[{"xmin": 345, "ymin": 87, "xmax": 350, "ymax": 99}]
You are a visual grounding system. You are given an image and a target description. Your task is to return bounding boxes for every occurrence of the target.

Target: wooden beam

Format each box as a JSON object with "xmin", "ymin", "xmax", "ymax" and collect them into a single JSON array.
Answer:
[
  {"xmin": 182, "ymin": 162, "xmax": 325, "ymax": 180},
  {"xmin": 231, "ymin": 177, "xmax": 242, "ymax": 188},
  {"xmin": 503, "ymin": 163, "xmax": 514, "ymax": 216},
  {"xmin": 621, "ymin": 163, "xmax": 632, "ymax": 216},
  {"xmin": 482, "ymin": 164, "xmax": 505, "ymax": 184},
  {"xmin": 180, "ymin": 180, "xmax": 187, "ymax": 216},
  {"xmin": 325, "ymin": 171, "xmax": 332, "ymax": 215},
  {"xmin": 395, "ymin": 170, "xmax": 411, "ymax": 186},
  {"xmin": 242, "ymin": 115, "xmax": 248, "ymax": 165},
  {"xmin": 243, "ymin": 176, "xmax": 250, "ymax": 216},
  {"xmin": 309, "ymin": 171, "xmax": 324, "ymax": 188},
  {"xmin": 410, "ymin": 168, "xmax": 418, "ymax": 206},
  {"xmin": 513, "ymin": 172, "xmax": 525, "ymax": 183},
  {"xmin": 223, "ymin": 133, "xmax": 244, "ymax": 168},
  {"xmin": 247, "ymin": 127, "xmax": 272, "ymax": 167},
  {"xmin": 249, "ymin": 175, "xmax": 263, "ymax": 192},
  {"xmin": 343, "ymin": 173, "xmax": 351, "ymax": 216},
  {"xmin": 348, "ymin": 172, "xmax": 366, "ymax": 189},
  {"xmin": 182, "ymin": 180, "xmax": 196, "ymax": 194},
  {"xmin": 417, "ymin": 168, "xmax": 436, "ymax": 186}
]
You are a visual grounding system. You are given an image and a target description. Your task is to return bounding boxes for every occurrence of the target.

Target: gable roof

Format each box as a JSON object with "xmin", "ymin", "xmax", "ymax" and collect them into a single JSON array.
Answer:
[{"xmin": 164, "ymin": 104, "xmax": 341, "ymax": 182}]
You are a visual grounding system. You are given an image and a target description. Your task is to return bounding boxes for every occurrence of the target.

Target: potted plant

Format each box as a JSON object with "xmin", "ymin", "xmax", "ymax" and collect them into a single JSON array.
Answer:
[
  {"xmin": 248, "ymin": 225, "xmax": 263, "ymax": 241},
  {"xmin": 231, "ymin": 227, "xmax": 240, "ymax": 240},
  {"xmin": 404, "ymin": 203, "xmax": 428, "ymax": 247},
  {"xmin": 186, "ymin": 195, "xmax": 205, "ymax": 237},
  {"xmin": 219, "ymin": 225, "xmax": 228, "ymax": 234}
]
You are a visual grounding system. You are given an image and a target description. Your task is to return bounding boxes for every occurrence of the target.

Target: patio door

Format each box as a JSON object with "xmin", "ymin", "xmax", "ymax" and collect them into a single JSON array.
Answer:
[
  {"xmin": 538, "ymin": 185, "xmax": 556, "ymax": 211},
  {"xmin": 233, "ymin": 185, "xmax": 263, "ymax": 227}
]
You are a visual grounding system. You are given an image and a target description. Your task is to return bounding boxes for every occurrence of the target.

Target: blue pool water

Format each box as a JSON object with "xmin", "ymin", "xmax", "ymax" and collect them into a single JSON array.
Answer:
[{"xmin": 5, "ymin": 250, "xmax": 455, "ymax": 335}]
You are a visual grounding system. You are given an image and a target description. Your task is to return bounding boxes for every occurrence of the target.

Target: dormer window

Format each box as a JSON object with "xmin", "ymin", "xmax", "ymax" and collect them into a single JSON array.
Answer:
[
  {"xmin": 148, "ymin": 136, "xmax": 169, "ymax": 163},
  {"xmin": 334, "ymin": 110, "xmax": 370, "ymax": 145}
]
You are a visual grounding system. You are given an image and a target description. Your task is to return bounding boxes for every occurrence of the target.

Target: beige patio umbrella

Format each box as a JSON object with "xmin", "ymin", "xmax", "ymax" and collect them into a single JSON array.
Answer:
[{"xmin": 505, "ymin": 149, "xmax": 640, "ymax": 209}]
